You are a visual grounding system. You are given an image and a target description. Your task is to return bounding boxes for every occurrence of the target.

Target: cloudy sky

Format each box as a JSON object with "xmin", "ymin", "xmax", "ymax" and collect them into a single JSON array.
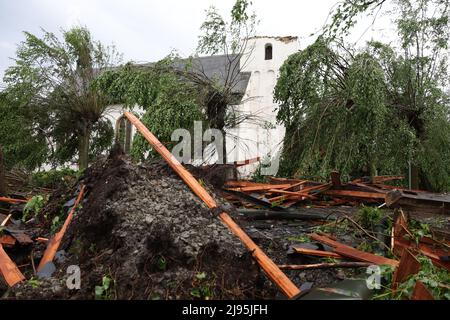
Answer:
[{"xmin": 0, "ymin": 0, "xmax": 395, "ymax": 80}]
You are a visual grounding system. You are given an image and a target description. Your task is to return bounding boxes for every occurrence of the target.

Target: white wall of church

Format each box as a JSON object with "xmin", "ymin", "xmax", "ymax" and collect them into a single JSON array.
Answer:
[{"xmin": 226, "ymin": 36, "xmax": 300, "ymax": 174}]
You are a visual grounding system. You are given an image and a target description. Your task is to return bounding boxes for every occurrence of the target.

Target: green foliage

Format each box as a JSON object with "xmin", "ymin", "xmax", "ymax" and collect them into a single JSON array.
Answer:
[
  {"xmin": 31, "ymin": 168, "xmax": 81, "ymax": 188},
  {"xmin": 197, "ymin": 0, "xmax": 256, "ymax": 55},
  {"xmin": 50, "ymin": 215, "xmax": 62, "ymax": 234},
  {"xmin": 1, "ymin": 26, "xmax": 120, "ymax": 170},
  {"xmin": 190, "ymin": 272, "xmax": 214, "ymax": 300},
  {"xmin": 156, "ymin": 256, "xmax": 167, "ymax": 271},
  {"xmin": 324, "ymin": 0, "xmax": 388, "ymax": 37},
  {"xmin": 358, "ymin": 206, "xmax": 383, "ymax": 230},
  {"xmin": 374, "ymin": 256, "xmax": 450, "ymax": 300},
  {"xmin": 274, "ymin": 39, "xmax": 415, "ymax": 180},
  {"xmin": 28, "ymin": 278, "xmax": 41, "ymax": 289},
  {"xmin": 0, "ymin": 92, "xmax": 49, "ymax": 170},
  {"xmin": 23, "ymin": 195, "xmax": 47, "ymax": 222},
  {"xmin": 275, "ymin": 8, "xmax": 450, "ymax": 190},
  {"xmin": 93, "ymin": 57, "xmax": 205, "ymax": 161},
  {"xmin": 95, "ymin": 275, "xmax": 114, "ymax": 300},
  {"xmin": 408, "ymin": 219, "xmax": 432, "ymax": 244}
]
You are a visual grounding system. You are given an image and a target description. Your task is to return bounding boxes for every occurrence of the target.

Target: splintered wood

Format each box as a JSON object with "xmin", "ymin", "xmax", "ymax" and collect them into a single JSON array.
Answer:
[
  {"xmin": 0, "ymin": 244, "xmax": 25, "ymax": 287},
  {"xmin": 37, "ymin": 185, "xmax": 86, "ymax": 272}
]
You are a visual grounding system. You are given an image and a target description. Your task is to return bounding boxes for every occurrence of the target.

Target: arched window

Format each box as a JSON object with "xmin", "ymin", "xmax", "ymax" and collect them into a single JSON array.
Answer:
[{"xmin": 265, "ymin": 43, "xmax": 273, "ymax": 60}]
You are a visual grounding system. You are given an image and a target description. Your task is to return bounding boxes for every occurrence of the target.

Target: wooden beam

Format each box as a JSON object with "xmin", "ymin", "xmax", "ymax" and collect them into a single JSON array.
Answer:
[
  {"xmin": 37, "ymin": 185, "xmax": 85, "ymax": 271},
  {"xmin": 0, "ymin": 244, "xmax": 25, "ymax": 286},
  {"xmin": 279, "ymin": 262, "xmax": 372, "ymax": 270},
  {"xmin": 234, "ymin": 157, "xmax": 260, "ymax": 167},
  {"xmin": 0, "ymin": 197, "xmax": 28, "ymax": 204},
  {"xmin": 411, "ymin": 281, "xmax": 434, "ymax": 300},
  {"xmin": 1, "ymin": 213, "xmax": 12, "ymax": 226},
  {"xmin": 124, "ymin": 111, "xmax": 300, "ymax": 299},
  {"xmin": 322, "ymin": 190, "xmax": 386, "ymax": 200},
  {"xmin": 293, "ymin": 247, "xmax": 343, "ymax": 259},
  {"xmin": 392, "ymin": 248, "xmax": 421, "ymax": 290},
  {"xmin": 310, "ymin": 233, "xmax": 399, "ymax": 267},
  {"xmin": 227, "ymin": 184, "xmax": 293, "ymax": 192}
]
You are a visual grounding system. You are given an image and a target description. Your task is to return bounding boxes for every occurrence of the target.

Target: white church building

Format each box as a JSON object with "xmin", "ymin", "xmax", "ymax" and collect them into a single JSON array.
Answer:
[{"xmin": 107, "ymin": 36, "xmax": 300, "ymax": 174}]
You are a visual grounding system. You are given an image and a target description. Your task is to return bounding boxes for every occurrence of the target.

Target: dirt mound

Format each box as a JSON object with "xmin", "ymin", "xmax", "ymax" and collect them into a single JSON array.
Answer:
[{"xmin": 10, "ymin": 153, "xmax": 269, "ymax": 299}]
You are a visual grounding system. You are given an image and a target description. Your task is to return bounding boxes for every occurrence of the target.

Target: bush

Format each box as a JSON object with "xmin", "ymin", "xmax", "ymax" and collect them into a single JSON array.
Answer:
[{"xmin": 31, "ymin": 168, "xmax": 81, "ymax": 188}]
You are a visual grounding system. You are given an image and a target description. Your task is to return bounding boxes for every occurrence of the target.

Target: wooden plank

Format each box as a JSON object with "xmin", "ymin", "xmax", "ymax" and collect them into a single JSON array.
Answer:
[
  {"xmin": 293, "ymin": 247, "xmax": 343, "ymax": 259},
  {"xmin": 37, "ymin": 185, "xmax": 85, "ymax": 271},
  {"xmin": 267, "ymin": 189, "xmax": 316, "ymax": 198},
  {"xmin": 279, "ymin": 262, "xmax": 372, "ymax": 270},
  {"xmin": 0, "ymin": 197, "xmax": 28, "ymax": 204},
  {"xmin": 124, "ymin": 111, "xmax": 300, "ymax": 299},
  {"xmin": 1, "ymin": 213, "xmax": 12, "ymax": 226},
  {"xmin": 322, "ymin": 189, "xmax": 386, "ymax": 200},
  {"xmin": 334, "ymin": 246, "xmax": 399, "ymax": 267},
  {"xmin": 227, "ymin": 184, "xmax": 293, "ymax": 192},
  {"xmin": 0, "ymin": 235, "xmax": 16, "ymax": 247},
  {"xmin": 234, "ymin": 157, "xmax": 260, "ymax": 167},
  {"xmin": 394, "ymin": 239, "xmax": 450, "ymax": 271},
  {"xmin": 372, "ymin": 175, "xmax": 405, "ymax": 183},
  {"xmin": 268, "ymin": 183, "xmax": 331, "ymax": 202},
  {"xmin": 0, "ymin": 244, "xmax": 25, "ymax": 286},
  {"xmin": 392, "ymin": 248, "xmax": 421, "ymax": 290},
  {"xmin": 224, "ymin": 181, "xmax": 267, "ymax": 188},
  {"xmin": 310, "ymin": 233, "xmax": 399, "ymax": 267},
  {"xmin": 411, "ymin": 281, "xmax": 434, "ymax": 300}
]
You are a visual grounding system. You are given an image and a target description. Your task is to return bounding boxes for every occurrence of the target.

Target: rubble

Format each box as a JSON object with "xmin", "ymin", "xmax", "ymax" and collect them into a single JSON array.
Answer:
[{"xmin": 0, "ymin": 113, "xmax": 449, "ymax": 301}]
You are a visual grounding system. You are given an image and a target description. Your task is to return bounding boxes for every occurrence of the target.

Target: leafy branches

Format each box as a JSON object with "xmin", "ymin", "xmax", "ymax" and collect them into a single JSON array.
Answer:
[
  {"xmin": 1, "ymin": 26, "xmax": 121, "ymax": 170},
  {"xmin": 93, "ymin": 57, "xmax": 205, "ymax": 161},
  {"xmin": 275, "ymin": 1, "xmax": 450, "ymax": 191}
]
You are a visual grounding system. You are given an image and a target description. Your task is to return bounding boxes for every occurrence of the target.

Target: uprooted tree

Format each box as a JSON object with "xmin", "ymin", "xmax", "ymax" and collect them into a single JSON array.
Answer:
[
  {"xmin": 275, "ymin": 0, "xmax": 450, "ymax": 191},
  {"xmin": 1, "ymin": 26, "xmax": 121, "ymax": 170}
]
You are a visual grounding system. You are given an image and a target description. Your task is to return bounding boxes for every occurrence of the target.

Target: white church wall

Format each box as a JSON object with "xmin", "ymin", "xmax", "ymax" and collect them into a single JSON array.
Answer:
[{"xmin": 227, "ymin": 36, "xmax": 300, "ymax": 175}]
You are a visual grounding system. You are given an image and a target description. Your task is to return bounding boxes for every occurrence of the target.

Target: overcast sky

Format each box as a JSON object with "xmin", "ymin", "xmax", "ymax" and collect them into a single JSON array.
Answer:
[{"xmin": 0, "ymin": 0, "xmax": 396, "ymax": 81}]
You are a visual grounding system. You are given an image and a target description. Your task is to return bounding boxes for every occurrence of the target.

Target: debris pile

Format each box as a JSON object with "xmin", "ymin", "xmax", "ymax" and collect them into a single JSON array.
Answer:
[
  {"xmin": 0, "ymin": 115, "xmax": 449, "ymax": 301},
  {"xmin": 3, "ymin": 154, "xmax": 270, "ymax": 299}
]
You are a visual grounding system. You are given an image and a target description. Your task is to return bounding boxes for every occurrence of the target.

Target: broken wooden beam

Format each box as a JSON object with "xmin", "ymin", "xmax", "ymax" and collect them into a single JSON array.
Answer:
[
  {"xmin": 322, "ymin": 189, "xmax": 386, "ymax": 200},
  {"xmin": 234, "ymin": 157, "xmax": 260, "ymax": 167},
  {"xmin": 0, "ymin": 197, "xmax": 28, "ymax": 204},
  {"xmin": 124, "ymin": 111, "xmax": 301, "ymax": 299},
  {"xmin": 37, "ymin": 185, "xmax": 85, "ymax": 272},
  {"xmin": 386, "ymin": 189, "xmax": 450, "ymax": 214},
  {"xmin": 237, "ymin": 208, "xmax": 336, "ymax": 221},
  {"xmin": 226, "ymin": 184, "xmax": 294, "ymax": 192},
  {"xmin": 279, "ymin": 262, "xmax": 372, "ymax": 270},
  {"xmin": 411, "ymin": 281, "xmax": 434, "ymax": 300},
  {"xmin": 0, "ymin": 244, "xmax": 25, "ymax": 286},
  {"xmin": 392, "ymin": 249, "xmax": 421, "ymax": 291},
  {"xmin": 0, "ymin": 213, "xmax": 12, "ymax": 226},
  {"xmin": 310, "ymin": 233, "xmax": 399, "ymax": 267},
  {"xmin": 292, "ymin": 247, "xmax": 343, "ymax": 259}
]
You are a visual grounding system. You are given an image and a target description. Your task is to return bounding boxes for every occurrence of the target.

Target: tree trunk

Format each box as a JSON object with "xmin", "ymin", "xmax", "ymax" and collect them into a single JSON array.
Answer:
[
  {"xmin": 222, "ymin": 131, "xmax": 227, "ymax": 164},
  {"xmin": 78, "ymin": 126, "xmax": 91, "ymax": 170},
  {"xmin": 0, "ymin": 145, "xmax": 7, "ymax": 196},
  {"xmin": 410, "ymin": 164, "xmax": 419, "ymax": 190}
]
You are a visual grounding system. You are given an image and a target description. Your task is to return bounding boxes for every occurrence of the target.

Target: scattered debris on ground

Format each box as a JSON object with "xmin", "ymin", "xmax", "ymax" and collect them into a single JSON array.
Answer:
[{"xmin": 0, "ymin": 118, "xmax": 449, "ymax": 301}]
